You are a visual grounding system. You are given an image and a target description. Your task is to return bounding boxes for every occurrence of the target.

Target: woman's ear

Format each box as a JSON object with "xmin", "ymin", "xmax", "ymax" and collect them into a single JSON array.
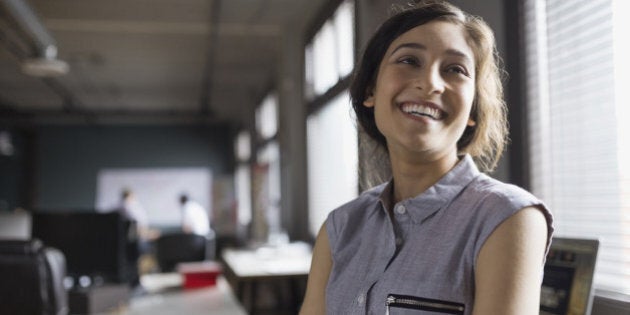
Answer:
[
  {"xmin": 363, "ymin": 92, "xmax": 375, "ymax": 108},
  {"xmin": 467, "ymin": 117, "xmax": 476, "ymax": 127}
]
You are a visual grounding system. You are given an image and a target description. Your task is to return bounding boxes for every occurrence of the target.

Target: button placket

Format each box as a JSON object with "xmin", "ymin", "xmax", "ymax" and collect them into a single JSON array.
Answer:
[{"xmin": 393, "ymin": 203, "xmax": 416, "ymax": 251}]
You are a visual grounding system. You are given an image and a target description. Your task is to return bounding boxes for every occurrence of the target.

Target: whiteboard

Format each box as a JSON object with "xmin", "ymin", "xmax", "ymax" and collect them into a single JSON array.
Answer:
[{"xmin": 95, "ymin": 167, "xmax": 212, "ymax": 226}]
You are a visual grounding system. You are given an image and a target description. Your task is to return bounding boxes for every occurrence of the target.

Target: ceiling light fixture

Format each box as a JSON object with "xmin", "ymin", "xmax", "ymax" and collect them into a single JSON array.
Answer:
[
  {"xmin": 2, "ymin": 0, "xmax": 70, "ymax": 77},
  {"xmin": 21, "ymin": 45, "xmax": 69, "ymax": 77}
]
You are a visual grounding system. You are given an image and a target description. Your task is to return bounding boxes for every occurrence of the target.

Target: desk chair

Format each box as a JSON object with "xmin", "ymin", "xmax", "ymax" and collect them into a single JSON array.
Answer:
[
  {"xmin": 156, "ymin": 233, "xmax": 215, "ymax": 272},
  {"xmin": 0, "ymin": 239, "xmax": 68, "ymax": 315}
]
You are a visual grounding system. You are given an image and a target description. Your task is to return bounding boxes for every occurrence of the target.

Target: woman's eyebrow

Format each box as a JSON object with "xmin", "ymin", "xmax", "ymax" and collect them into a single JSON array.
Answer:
[
  {"xmin": 390, "ymin": 42, "xmax": 473, "ymax": 64},
  {"xmin": 390, "ymin": 42, "xmax": 427, "ymax": 54}
]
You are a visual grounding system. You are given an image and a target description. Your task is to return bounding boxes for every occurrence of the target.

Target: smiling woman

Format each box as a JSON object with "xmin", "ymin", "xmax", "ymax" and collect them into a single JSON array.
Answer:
[{"xmin": 300, "ymin": 1, "xmax": 553, "ymax": 315}]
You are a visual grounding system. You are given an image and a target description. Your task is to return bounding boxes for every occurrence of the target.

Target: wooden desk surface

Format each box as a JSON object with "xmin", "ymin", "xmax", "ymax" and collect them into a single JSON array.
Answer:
[{"xmin": 123, "ymin": 275, "xmax": 247, "ymax": 315}]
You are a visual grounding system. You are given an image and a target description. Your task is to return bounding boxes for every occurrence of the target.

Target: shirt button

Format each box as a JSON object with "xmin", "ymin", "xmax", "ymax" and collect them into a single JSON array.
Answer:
[
  {"xmin": 395, "ymin": 204, "xmax": 406, "ymax": 214},
  {"xmin": 357, "ymin": 293, "xmax": 365, "ymax": 305}
]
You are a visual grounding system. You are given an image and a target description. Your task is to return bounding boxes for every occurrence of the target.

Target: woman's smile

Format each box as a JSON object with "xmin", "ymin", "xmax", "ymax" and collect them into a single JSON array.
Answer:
[{"xmin": 398, "ymin": 101, "xmax": 446, "ymax": 121}]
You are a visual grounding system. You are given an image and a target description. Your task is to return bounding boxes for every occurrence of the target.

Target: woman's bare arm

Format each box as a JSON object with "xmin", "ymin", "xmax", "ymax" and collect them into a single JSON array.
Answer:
[
  {"xmin": 472, "ymin": 206, "xmax": 549, "ymax": 315},
  {"xmin": 300, "ymin": 224, "xmax": 333, "ymax": 315}
]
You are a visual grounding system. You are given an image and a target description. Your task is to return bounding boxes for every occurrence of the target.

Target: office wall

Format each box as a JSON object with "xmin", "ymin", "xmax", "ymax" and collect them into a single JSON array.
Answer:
[{"xmin": 32, "ymin": 124, "xmax": 234, "ymax": 211}]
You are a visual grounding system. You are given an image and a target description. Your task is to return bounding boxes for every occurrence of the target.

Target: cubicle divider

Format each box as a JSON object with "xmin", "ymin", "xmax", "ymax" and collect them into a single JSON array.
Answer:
[{"xmin": 31, "ymin": 210, "xmax": 138, "ymax": 286}]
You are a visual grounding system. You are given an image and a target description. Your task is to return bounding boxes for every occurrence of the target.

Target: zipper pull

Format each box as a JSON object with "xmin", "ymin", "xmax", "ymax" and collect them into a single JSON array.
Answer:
[
  {"xmin": 386, "ymin": 295, "xmax": 396, "ymax": 305},
  {"xmin": 386, "ymin": 295, "xmax": 395, "ymax": 315}
]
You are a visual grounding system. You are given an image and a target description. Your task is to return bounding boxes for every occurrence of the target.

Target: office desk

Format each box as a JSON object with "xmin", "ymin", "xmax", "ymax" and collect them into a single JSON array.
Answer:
[
  {"xmin": 222, "ymin": 245, "xmax": 312, "ymax": 314},
  {"xmin": 124, "ymin": 274, "xmax": 247, "ymax": 315}
]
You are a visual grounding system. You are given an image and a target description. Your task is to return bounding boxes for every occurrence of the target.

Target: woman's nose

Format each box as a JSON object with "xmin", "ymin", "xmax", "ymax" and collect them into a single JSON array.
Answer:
[{"xmin": 414, "ymin": 66, "xmax": 445, "ymax": 94}]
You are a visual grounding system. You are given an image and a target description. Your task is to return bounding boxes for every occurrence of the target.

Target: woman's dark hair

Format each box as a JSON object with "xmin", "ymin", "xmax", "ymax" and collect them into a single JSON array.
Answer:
[{"xmin": 350, "ymin": 0, "xmax": 507, "ymax": 172}]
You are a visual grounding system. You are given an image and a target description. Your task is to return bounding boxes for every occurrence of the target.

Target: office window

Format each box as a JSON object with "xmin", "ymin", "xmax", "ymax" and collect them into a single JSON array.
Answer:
[
  {"xmin": 334, "ymin": 0, "xmax": 355, "ymax": 78},
  {"xmin": 304, "ymin": 0, "xmax": 355, "ymax": 99},
  {"xmin": 524, "ymin": 0, "xmax": 630, "ymax": 296},
  {"xmin": 252, "ymin": 92, "xmax": 281, "ymax": 237},
  {"xmin": 304, "ymin": 0, "xmax": 357, "ymax": 236},
  {"xmin": 234, "ymin": 131, "xmax": 252, "ymax": 225},
  {"xmin": 257, "ymin": 141, "xmax": 281, "ymax": 233},
  {"xmin": 235, "ymin": 131, "xmax": 251, "ymax": 162},
  {"xmin": 307, "ymin": 91, "xmax": 358, "ymax": 236},
  {"xmin": 256, "ymin": 93, "xmax": 278, "ymax": 140}
]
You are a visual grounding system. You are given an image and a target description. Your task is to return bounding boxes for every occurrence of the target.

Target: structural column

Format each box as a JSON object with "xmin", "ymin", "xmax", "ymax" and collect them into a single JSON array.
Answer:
[{"xmin": 277, "ymin": 29, "xmax": 309, "ymax": 241}]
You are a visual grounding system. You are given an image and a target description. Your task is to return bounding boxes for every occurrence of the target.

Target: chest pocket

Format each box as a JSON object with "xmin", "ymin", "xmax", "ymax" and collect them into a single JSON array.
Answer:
[{"xmin": 385, "ymin": 294, "xmax": 465, "ymax": 315}]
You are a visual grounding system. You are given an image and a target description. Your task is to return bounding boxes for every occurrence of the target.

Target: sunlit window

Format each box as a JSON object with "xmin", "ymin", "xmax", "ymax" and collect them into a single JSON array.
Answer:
[
  {"xmin": 234, "ymin": 130, "xmax": 252, "ymax": 225},
  {"xmin": 235, "ymin": 131, "xmax": 250, "ymax": 162},
  {"xmin": 256, "ymin": 93, "xmax": 278, "ymax": 140},
  {"xmin": 312, "ymin": 21, "xmax": 337, "ymax": 96},
  {"xmin": 257, "ymin": 141, "xmax": 281, "ymax": 234},
  {"xmin": 235, "ymin": 164, "xmax": 251, "ymax": 226},
  {"xmin": 307, "ymin": 91, "xmax": 358, "ymax": 236},
  {"xmin": 304, "ymin": 0, "xmax": 355, "ymax": 100},
  {"xmin": 524, "ymin": 0, "xmax": 630, "ymax": 297},
  {"xmin": 334, "ymin": 0, "xmax": 355, "ymax": 78},
  {"xmin": 252, "ymin": 92, "xmax": 281, "ymax": 236}
]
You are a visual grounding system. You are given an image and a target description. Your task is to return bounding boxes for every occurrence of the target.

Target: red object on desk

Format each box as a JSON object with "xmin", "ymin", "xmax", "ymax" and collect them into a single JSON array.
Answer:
[{"xmin": 177, "ymin": 261, "xmax": 222, "ymax": 289}]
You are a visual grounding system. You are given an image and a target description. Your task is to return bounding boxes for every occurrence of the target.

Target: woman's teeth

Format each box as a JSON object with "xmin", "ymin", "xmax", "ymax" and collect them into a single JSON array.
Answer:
[{"xmin": 400, "ymin": 103, "xmax": 443, "ymax": 120}]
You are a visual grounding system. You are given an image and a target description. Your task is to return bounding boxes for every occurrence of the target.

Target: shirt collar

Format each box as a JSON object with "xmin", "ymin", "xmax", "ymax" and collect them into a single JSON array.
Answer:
[{"xmin": 378, "ymin": 154, "xmax": 480, "ymax": 224}]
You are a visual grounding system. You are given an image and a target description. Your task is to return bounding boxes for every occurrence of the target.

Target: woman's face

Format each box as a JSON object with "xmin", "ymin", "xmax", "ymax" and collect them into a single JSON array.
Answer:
[{"xmin": 364, "ymin": 20, "xmax": 476, "ymax": 162}]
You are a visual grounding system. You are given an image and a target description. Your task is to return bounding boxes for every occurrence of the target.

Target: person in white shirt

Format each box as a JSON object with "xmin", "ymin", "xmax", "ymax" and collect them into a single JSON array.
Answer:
[
  {"xmin": 120, "ymin": 189, "xmax": 159, "ymax": 240},
  {"xmin": 179, "ymin": 194, "xmax": 210, "ymax": 236}
]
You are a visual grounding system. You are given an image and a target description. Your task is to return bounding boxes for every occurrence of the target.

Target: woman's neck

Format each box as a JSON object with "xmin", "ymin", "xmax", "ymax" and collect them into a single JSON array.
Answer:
[{"xmin": 388, "ymin": 149, "xmax": 459, "ymax": 203}]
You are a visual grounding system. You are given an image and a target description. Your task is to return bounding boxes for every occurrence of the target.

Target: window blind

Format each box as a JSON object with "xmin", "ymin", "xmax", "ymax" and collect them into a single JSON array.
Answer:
[{"xmin": 524, "ymin": 0, "xmax": 630, "ymax": 296}]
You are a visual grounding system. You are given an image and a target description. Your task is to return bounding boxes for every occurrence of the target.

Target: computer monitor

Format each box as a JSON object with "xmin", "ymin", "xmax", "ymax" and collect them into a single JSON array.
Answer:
[
  {"xmin": 31, "ymin": 211, "xmax": 129, "ymax": 284},
  {"xmin": 540, "ymin": 237, "xmax": 599, "ymax": 315}
]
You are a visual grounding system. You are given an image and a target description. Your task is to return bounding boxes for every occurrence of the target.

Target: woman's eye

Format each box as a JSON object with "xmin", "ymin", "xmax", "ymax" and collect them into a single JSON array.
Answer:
[
  {"xmin": 445, "ymin": 65, "xmax": 469, "ymax": 76},
  {"xmin": 398, "ymin": 57, "xmax": 419, "ymax": 66}
]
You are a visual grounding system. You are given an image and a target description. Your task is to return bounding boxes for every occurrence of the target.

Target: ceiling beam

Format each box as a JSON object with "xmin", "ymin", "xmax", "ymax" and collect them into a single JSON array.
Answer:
[
  {"xmin": 199, "ymin": 0, "xmax": 221, "ymax": 116},
  {"xmin": 0, "ymin": 108, "xmax": 229, "ymax": 125},
  {"xmin": 44, "ymin": 19, "xmax": 281, "ymax": 37}
]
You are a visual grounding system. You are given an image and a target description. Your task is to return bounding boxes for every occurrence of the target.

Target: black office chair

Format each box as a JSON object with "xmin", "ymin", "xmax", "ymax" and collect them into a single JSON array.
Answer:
[
  {"xmin": 0, "ymin": 239, "xmax": 68, "ymax": 315},
  {"xmin": 155, "ymin": 233, "xmax": 214, "ymax": 272}
]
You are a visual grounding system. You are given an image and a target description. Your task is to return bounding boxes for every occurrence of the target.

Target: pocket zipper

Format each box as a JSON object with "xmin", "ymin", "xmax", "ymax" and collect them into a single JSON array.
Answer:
[{"xmin": 386, "ymin": 294, "xmax": 465, "ymax": 315}]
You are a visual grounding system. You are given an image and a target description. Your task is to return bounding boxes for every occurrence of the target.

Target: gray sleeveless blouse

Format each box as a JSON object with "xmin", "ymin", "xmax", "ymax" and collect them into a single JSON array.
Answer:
[{"xmin": 325, "ymin": 155, "xmax": 554, "ymax": 315}]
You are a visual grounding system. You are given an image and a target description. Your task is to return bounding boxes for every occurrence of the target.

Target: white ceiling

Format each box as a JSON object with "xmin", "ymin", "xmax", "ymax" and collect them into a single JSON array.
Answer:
[{"xmin": 0, "ymin": 0, "xmax": 327, "ymax": 126}]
